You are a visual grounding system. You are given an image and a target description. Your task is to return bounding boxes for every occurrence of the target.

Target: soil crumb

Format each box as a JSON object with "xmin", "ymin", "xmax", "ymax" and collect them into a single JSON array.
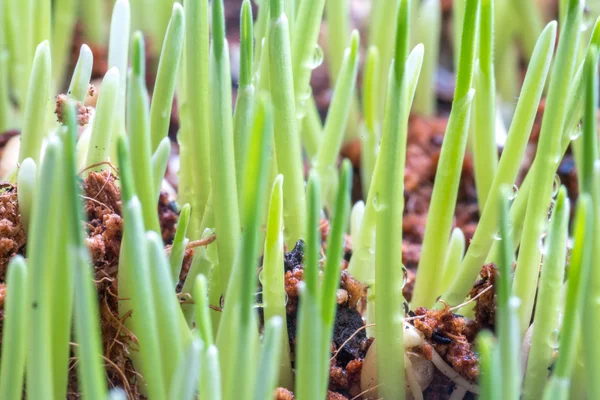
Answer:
[
  {"xmin": 470, "ymin": 264, "xmax": 498, "ymax": 330},
  {"xmin": 274, "ymin": 387, "xmax": 295, "ymax": 400},
  {"xmin": 55, "ymin": 93, "xmax": 93, "ymax": 126},
  {"xmin": 413, "ymin": 306, "xmax": 479, "ymax": 382},
  {"xmin": 158, "ymin": 192, "xmax": 178, "ymax": 244},
  {"xmin": 0, "ymin": 184, "xmax": 26, "ymax": 280}
]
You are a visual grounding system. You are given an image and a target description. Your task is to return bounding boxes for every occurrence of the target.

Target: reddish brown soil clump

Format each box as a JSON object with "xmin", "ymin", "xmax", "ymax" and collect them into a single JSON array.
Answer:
[
  {"xmin": 413, "ymin": 306, "xmax": 479, "ymax": 382},
  {"xmin": 0, "ymin": 184, "xmax": 26, "ymax": 280},
  {"xmin": 470, "ymin": 264, "xmax": 498, "ymax": 330}
]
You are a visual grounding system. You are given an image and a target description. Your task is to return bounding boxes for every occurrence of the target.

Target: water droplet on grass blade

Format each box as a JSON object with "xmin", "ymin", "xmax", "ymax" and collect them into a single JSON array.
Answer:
[
  {"xmin": 509, "ymin": 184, "xmax": 519, "ymax": 200},
  {"xmin": 538, "ymin": 232, "xmax": 548, "ymax": 255},
  {"xmin": 402, "ymin": 265, "xmax": 408, "ymax": 288},
  {"xmin": 552, "ymin": 174, "xmax": 561, "ymax": 197},
  {"xmin": 549, "ymin": 329, "xmax": 560, "ymax": 349},
  {"xmin": 569, "ymin": 123, "xmax": 583, "ymax": 140},
  {"xmin": 304, "ymin": 44, "xmax": 324, "ymax": 69},
  {"xmin": 493, "ymin": 231, "xmax": 502, "ymax": 241}
]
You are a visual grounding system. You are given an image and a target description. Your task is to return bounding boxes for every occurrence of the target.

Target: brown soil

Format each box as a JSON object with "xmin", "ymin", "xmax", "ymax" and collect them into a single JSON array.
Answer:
[
  {"xmin": 0, "ymin": 184, "xmax": 27, "ymax": 280},
  {"xmin": 413, "ymin": 306, "xmax": 479, "ymax": 382},
  {"xmin": 55, "ymin": 93, "xmax": 93, "ymax": 126},
  {"xmin": 469, "ymin": 264, "xmax": 498, "ymax": 330}
]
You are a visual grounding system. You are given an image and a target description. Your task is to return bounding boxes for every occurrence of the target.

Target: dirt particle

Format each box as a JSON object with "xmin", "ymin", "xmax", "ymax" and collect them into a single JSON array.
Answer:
[
  {"xmin": 274, "ymin": 387, "xmax": 295, "ymax": 400},
  {"xmin": 470, "ymin": 264, "xmax": 498, "ymax": 330},
  {"xmin": 0, "ymin": 184, "xmax": 26, "ymax": 279}
]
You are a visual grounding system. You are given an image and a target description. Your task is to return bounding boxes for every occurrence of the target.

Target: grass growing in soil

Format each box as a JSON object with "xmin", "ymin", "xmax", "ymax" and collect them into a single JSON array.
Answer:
[{"xmin": 0, "ymin": 0, "xmax": 598, "ymax": 399}]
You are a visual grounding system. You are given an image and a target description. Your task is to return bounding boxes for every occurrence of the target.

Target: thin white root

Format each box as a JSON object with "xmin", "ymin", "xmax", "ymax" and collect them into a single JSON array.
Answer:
[
  {"xmin": 405, "ymin": 355, "xmax": 424, "ymax": 400},
  {"xmin": 430, "ymin": 348, "xmax": 480, "ymax": 395}
]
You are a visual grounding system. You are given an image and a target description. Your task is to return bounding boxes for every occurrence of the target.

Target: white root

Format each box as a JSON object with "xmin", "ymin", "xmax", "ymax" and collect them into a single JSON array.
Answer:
[
  {"xmin": 404, "ymin": 355, "xmax": 424, "ymax": 400},
  {"xmin": 430, "ymin": 348, "xmax": 480, "ymax": 395}
]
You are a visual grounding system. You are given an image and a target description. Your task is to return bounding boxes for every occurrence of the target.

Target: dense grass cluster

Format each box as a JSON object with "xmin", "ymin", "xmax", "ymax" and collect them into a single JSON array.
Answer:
[{"xmin": 0, "ymin": 0, "xmax": 599, "ymax": 399}]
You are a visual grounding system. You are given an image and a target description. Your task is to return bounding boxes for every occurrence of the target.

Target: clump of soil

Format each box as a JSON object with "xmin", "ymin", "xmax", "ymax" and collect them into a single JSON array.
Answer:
[
  {"xmin": 469, "ymin": 264, "xmax": 498, "ymax": 330},
  {"xmin": 0, "ymin": 184, "xmax": 26, "ymax": 280},
  {"xmin": 412, "ymin": 306, "xmax": 479, "ymax": 382},
  {"xmin": 55, "ymin": 93, "xmax": 93, "ymax": 126}
]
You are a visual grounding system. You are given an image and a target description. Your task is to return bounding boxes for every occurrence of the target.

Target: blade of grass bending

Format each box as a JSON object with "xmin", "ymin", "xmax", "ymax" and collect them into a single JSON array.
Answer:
[
  {"xmin": 373, "ymin": 3, "xmax": 412, "ymax": 398},
  {"xmin": 443, "ymin": 21, "xmax": 556, "ymax": 307},
  {"xmin": 151, "ymin": 137, "xmax": 171, "ymax": 201},
  {"xmin": 296, "ymin": 171, "xmax": 324, "ymax": 400},
  {"xmin": 51, "ymin": 0, "xmax": 77, "ymax": 93},
  {"xmin": 253, "ymin": 317, "xmax": 284, "ymax": 400},
  {"xmin": 146, "ymin": 231, "xmax": 189, "ymax": 392},
  {"xmin": 580, "ymin": 47, "xmax": 600, "ymax": 400},
  {"xmin": 361, "ymin": 47, "xmax": 380, "ymax": 196},
  {"xmin": 63, "ymin": 103, "xmax": 107, "ymax": 400},
  {"xmin": 169, "ymin": 338, "xmax": 203, "ymax": 400},
  {"xmin": 542, "ymin": 195, "xmax": 593, "ymax": 400},
  {"xmin": 0, "ymin": 256, "xmax": 28, "ymax": 400},
  {"xmin": 412, "ymin": 0, "xmax": 480, "ymax": 309},
  {"xmin": 67, "ymin": 45, "xmax": 94, "ymax": 104},
  {"xmin": 217, "ymin": 94, "xmax": 273, "ymax": 399},
  {"xmin": 80, "ymin": 0, "xmax": 107, "ymax": 44},
  {"xmin": 85, "ymin": 67, "xmax": 120, "ymax": 169},
  {"xmin": 472, "ymin": 0, "xmax": 498, "ymax": 209},
  {"xmin": 108, "ymin": 0, "xmax": 130, "ymax": 139},
  {"xmin": 170, "ymin": 204, "xmax": 191, "ymax": 283},
  {"xmin": 497, "ymin": 187, "xmax": 521, "ymax": 400},
  {"xmin": 262, "ymin": 175, "xmax": 293, "ymax": 388},
  {"xmin": 117, "ymin": 135, "xmax": 166, "ymax": 399},
  {"xmin": 413, "ymin": 0, "xmax": 441, "ymax": 117},
  {"xmin": 233, "ymin": 0, "xmax": 255, "ymax": 204},
  {"xmin": 194, "ymin": 274, "xmax": 214, "ymax": 346},
  {"xmin": 210, "ymin": 0, "xmax": 240, "ymax": 290},
  {"xmin": 477, "ymin": 331, "xmax": 500, "ymax": 400},
  {"xmin": 522, "ymin": 188, "xmax": 569, "ymax": 400},
  {"xmin": 18, "ymin": 41, "xmax": 50, "ymax": 164},
  {"xmin": 269, "ymin": 0, "xmax": 307, "ymax": 247},
  {"xmin": 314, "ymin": 32, "xmax": 360, "ymax": 204},
  {"xmin": 127, "ymin": 33, "xmax": 161, "ymax": 234},
  {"xmin": 150, "ymin": 3, "xmax": 184, "ymax": 151},
  {"xmin": 347, "ymin": 44, "xmax": 423, "ymax": 287},
  {"xmin": 512, "ymin": 0, "xmax": 583, "ymax": 334},
  {"xmin": 26, "ymin": 135, "xmax": 63, "ymax": 399},
  {"xmin": 319, "ymin": 160, "xmax": 352, "ymax": 395},
  {"xmin": 16, "ymin": 158, "xmax": 36, "ymax": 233},
  {"xmin": 439, "ymin": 228, "xmax": 465, "ymax": 294},
  {"xmin": 199, "ymin": 345, "xmax": 222, "ymax": 400}
]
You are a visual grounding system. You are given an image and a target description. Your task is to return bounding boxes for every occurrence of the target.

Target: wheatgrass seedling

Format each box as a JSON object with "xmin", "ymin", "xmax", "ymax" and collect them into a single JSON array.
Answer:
[
  {"xmin": 18, "ymin": 41, "xmax": 51, "ymax": 165},
  {"xmin": 150, "ymin": 3, "xmax": 185, "ymax": 151},
  {"xmin": 151, "ymin": 137, "xmax": 172, "ymax": 200},
  {"xmin": 314, "ymin": 31, "xmax": 360, "ymax": 205},
  {"xmin": 0, "ymin": 1, "xmax": 10, "ymax": 133},
  {"xmin": 412, "ymin": 0, "xmax": 480, "ymax": 308},
  {"xmin": 0, "ymin": 256, "xmax": 28, "ymax": 400},
  {"xmin": 50, "ymin": 0, "xmax": 77, "ymax": 92},
  {"xmin": 477, "ymin": 331, "xmax": 500, "ymax": 400},
  {"xmin": 182, "ymin": 0, "xmax": 211, "ymax": 238},
  {"xmin": 472, "ymin": 0, "xmax": 498, "ymax": 209},
  {"xmin": 233, "ymin": 0, "xmax": 255, "ymax": 201},
  {"xmin": 262, "ymin": 175, "xmax": 294, "ymax": 389},
  {"xmin": 62, "ymin": 103, "xmax": 107, "ymax": 400},
  {"xmin": 170, "ymin": 203, "xmax": 192, "ymax": 283},
  {"xmin": 522, "ymin": 188, "xmax": 569, "ymax": 400},
  {"xmin": 127, "ymin": 33, "xmax": 161, "ymax": 234},
  {"xmin": 443, "ymin": 20, "xmax": 557, "ymax": 307},
  {"xmin": 413, "ymin": 0, "xmax": 441, "ymax": 117},
  {"xmin": 543, "ymin": 195, "xmax": 593, "ymax": 400},
  {"xmin": 85, "ymin": 67, "xmax": 120, "ymax": 168},
  {"xmin": 67, "ymin": 45, "xmax": 94, "ymax": 104},
  {"xmin": 512, "ymin": 0, "xmax": 583, "ymax": 334},
  {"xmin": 168, "ymin": 338, "xmax": 202, "ymax": 400},
  {"xmin": 439, "ymin": 227, "xmax": 466, "ymax": 295},
  {"xmin": 269, "ymin": 0, "xmax": 307, "ymax": 247},
  {"xmin": 210, "ymin": 0, "xmax": 241, "ymax": 294},
  {"xmin": 79, "ymin": 0, "xmax": 107, "ymax": 45},
  {"xmin": 108, "ymin": 0, "xmax": 131, "ymax": 139},
  {"xmin": 253, "ymin": 316, "xmax": 284, "ymax": 400},
  {"xmin": 360, "ymin": 46, "xmax": 380, "ymax": 196},
  {"xmin": 4, "ymin": 0, "xmax": 34, "ymax": 109}
]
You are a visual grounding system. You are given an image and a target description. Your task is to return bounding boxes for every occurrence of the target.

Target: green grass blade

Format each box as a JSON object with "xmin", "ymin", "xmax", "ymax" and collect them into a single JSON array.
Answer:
[
  {"xmin": 412, "ymin": 0, "xmax": 480, "ymax": 308},
  {"xmin": 127, "ymin": 32, "xmax": 161, "ymax": 234},
  {"xmin": 413, "ymin": 0, "xmax": 441, "ymax": 116},
  {"xmin": 361, "ymin": 46, "xmax": 380, "ymax": 196},
  {"xmin": 194, "ymin": 274, "xmax": 214, "ymax": 347},
  {"xmin": 439, "ymin": 227, "xmax": 465, "ymax": 294},
  {"xmin": 199, "ymin": 345, "xmax": 222, "ymax": 400},
  {"xmin": 170, "ymin": 204, "xmax": 191, "ymax": 283},
  {"xmin": 443, "ymin": 21, "xmax": 557, "ymax": 306},
  {"xmin": 150, "ymin": 3, "xmax": 184, "ymax": 151},
  {"xmin": 0, "ymin": 256, "xmax": 28, "ymax": 400},
  {"xmin": 512, "ymin": 0, "xmax": 583, "ymax": 334},
  {"xmin": 51, "ymin": 0, "xmax": 77, "ymax": 92},
  {"xmin": 18, "ymin": 41, "xmax": 50, "ymax": 164},
  {"xmin": 262, "ymin": 175, "xmax": 293, "ymax": 388},
  {"xmin": 151, "ymin": 136, "xmax": 171, "ymax": 201},
  {"xmin": 107, "ymin": 0, "xmax": 131, "ymax": 138},
  {"xmin": 477, "ymin": 331, "xmax": 500, "ymax": 400},
  {"xmin": 80, "ymin": 0, "xmax": 107, "ymax": 44},
  {"xmin": 67, "ymin": 45, "xmax": 94, "ymax": 104},
  {"xmin": 522, "ymin": 188, "xmax": 569, "ymax": 400},
  {"xmin": 85, "ymin": 67, "xmax": 120, "ymax": 169},
  {"xmin": 269, "ymin": 0, "xmax": 307, "ymax": 247},
  {"xmin": 253, "ymin": 317, "xmax": 284, "ymax": 400},
  {"xmin": 168, "ymin": 338, "xmax": 202, "ymax": 400},
  {"xmin": 543, "ymin": 194, "xmax": 592, "ymax": 400},
  {"xmin": 16, "ymin": 157, "xmax": 36, "ymax": 232}
]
